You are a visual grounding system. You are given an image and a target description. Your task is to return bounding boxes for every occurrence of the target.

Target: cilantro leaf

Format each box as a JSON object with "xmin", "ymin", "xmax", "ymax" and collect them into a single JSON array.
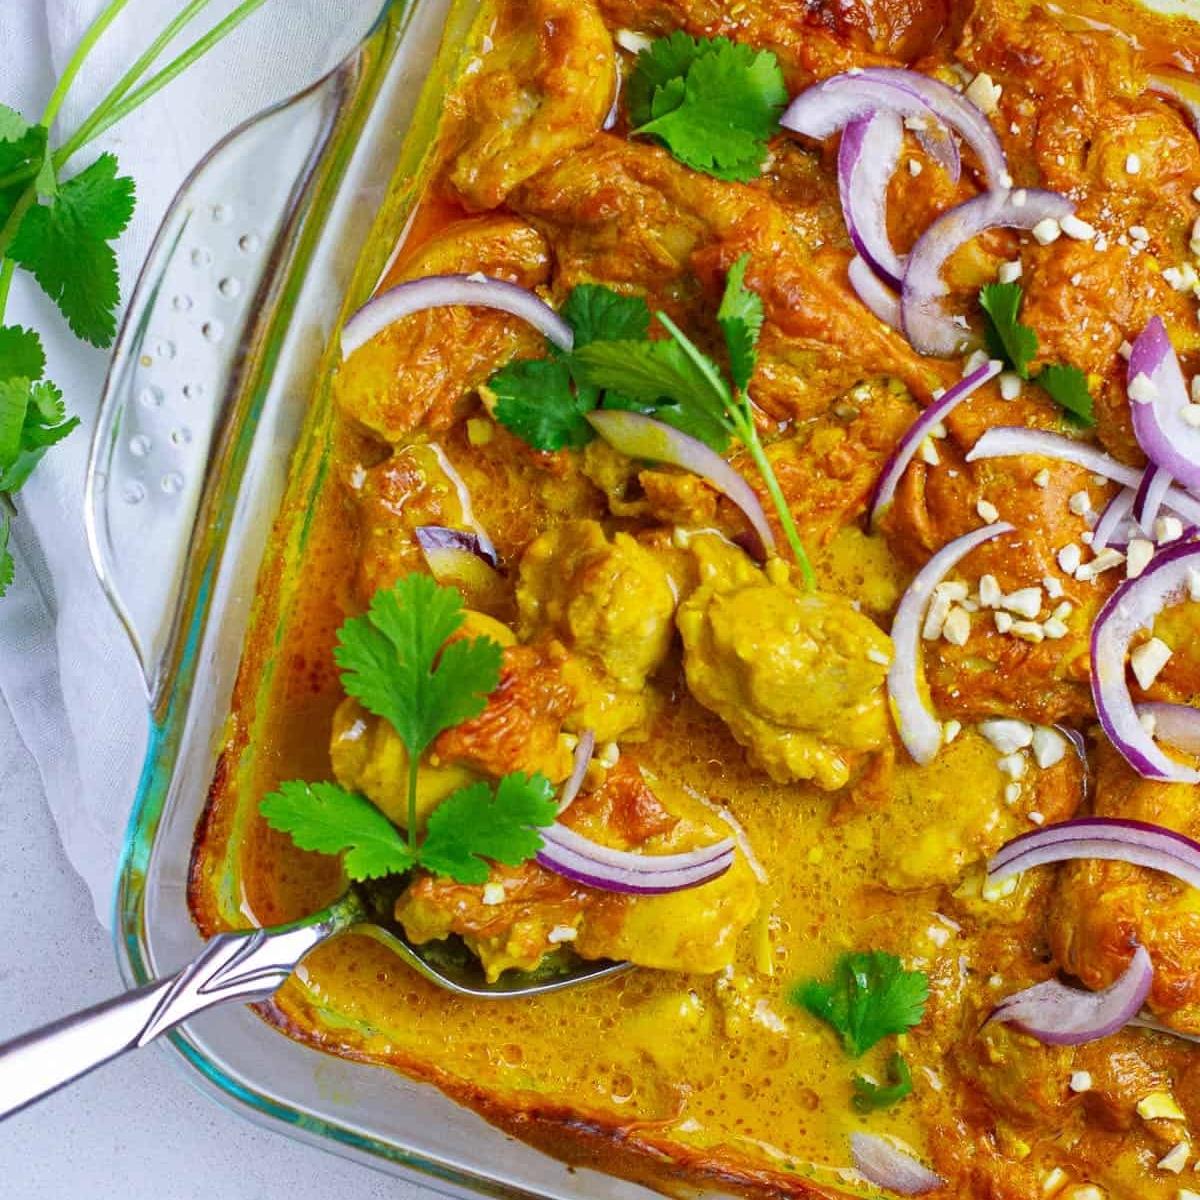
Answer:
[
  {"xmin": 0, "ymin": 510, "xmax": 12, "ymax": 598},
  {"xmin": 598, "ymin": 389, "xmax": 730, "ymax": 454},
  {"xmin": 8, "ymin": 152, "xmax": 135, "ymax": 347},
  {"xmin": 979, "ymin": 282, "xmax": 1037, "ymax": 379},
  {"xmin": 559, "ymin": 285, "xmax": 650, "ymax": 350},
  {"xmin": 0, "ymin": 119, "xmax": 47, "ymax": 231},
  {"xmin": 852, "ymin": 1052, "xmax": 914, "ymax": 1113},
  {"xmin": 792, "ymin": 951, "xmax": 929, "ymax": 1057},
  {"xmin": 420, "ymin": 772, "xmax": 557, "ymax": 885},
  {"xmin": 0, "ymin": 378, "xmax": 29, "ymax": 467},
  {"xmin": 717, "ymin": 254, "xmax": 764, "ymax": 392},
  {"xmin": 0, "ymin": 325, "xmax": 45, "ymax": 383},
  {"xmin": 335, "ymin": 573, "xmax": 503, "ymax": 762},
  {"xmin": 0, "ymin": 380, "xmax": 78, "ymax": 493},
  {"xmin": 1037, "ymin": 362, "xmax": 1095, "ymax": 428},
  {"xmin": 259, "ymin": 780, "xmax": 416, "ymax": 881},
  {"xmin": 631, "ymin": 37, "xmax": 786, "ymax": 182},
  {"xmin": 491, "ymin": 357, "xmax": 596, "ymax": 451}
]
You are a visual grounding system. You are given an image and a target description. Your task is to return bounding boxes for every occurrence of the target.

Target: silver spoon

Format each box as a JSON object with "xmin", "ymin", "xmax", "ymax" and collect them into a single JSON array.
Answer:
[{"xmin": 0, "ymin": 886, "xmax": 628, "ymax": 1120}]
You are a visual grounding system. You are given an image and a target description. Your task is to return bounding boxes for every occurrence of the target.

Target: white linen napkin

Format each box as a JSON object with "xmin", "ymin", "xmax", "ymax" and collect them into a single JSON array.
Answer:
[{"xmin": 0, "ymin": 0, "xmax": 382, "ymax": 923}]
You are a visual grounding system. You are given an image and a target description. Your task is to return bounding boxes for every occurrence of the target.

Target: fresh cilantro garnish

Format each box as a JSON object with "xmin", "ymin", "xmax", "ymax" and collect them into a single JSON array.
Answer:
[
  {"xmin": 627, "ymin": 33, "xmax": 786, "ymax": 182},
  {"xmin": 558, "ymin": 284, "xmax": 650, "ymax": 350},
  {"xmin": 792, "ymin": 951, "xmax": 929, "ymax": 1057},
  {"xmin": 334, "ymin": 573, "xmax": 504, "ymax": 845},
  {"xmin": 260, "ymin": 772, "xmax": 557, "ymax": 886},
  {"xmin": 977, "ymin": 283, "xmax": 1097, "ymax": 428},
  {"xmin": 263, "ymin": 574, "xmax": 557, "ymax": 885},
  {"xmin": 491, "ymin": 357, "xmax": 592, "ymax": 450},
  {"xmin": 0, "ymin": 0, "xmax": 276, "ymax": 599},
  {"xmin": 717, "ymin": 254, "xmax": 765, "ymax": 393},
  {"xmin": 979, "ymin": 282, "xmax": 1037, "ymax": 379},
  {"xmin": 1037, "ymin": 362, "xmax": 1095, "ymax": 428},
  {"xmin": 852, "ymin": 1052, "xmax": 914, "ymax": 1113}
]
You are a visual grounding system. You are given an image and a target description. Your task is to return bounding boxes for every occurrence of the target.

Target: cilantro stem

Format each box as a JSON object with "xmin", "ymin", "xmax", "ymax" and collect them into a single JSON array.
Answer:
[
  {"xmin": 0, "ymin": 261, "xmax": 15, "ymax": 318},
  {"xmin": 53, "ymin": 0, "xmax": 273, "ymax": 170},
  {"xmin": 54, "ymin": 0, "xmax": 216, "ymax": 170},
  {"xmin": 40, "ymin": 0, "xmax": 133, "ymax": 129},
  {"xmin": 0, "ymin": 186, "xmax": 38, "ymax": 274},
  {"xmin": 729, "ymin": 403, "xmax": 816, "ymax": 591},
  {"xmin": 407, "ymin": 752, "xmax": 420, "ymax": 855}
]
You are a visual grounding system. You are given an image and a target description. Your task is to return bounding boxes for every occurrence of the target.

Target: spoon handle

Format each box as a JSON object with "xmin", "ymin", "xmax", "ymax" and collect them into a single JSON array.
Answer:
[{"xmin": 0, "ymin": 898, "xmax": 358, "ymax": 1121}]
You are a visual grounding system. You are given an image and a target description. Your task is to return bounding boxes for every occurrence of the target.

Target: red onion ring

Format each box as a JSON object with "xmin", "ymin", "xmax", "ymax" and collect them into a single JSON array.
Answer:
[
  {"xmin": 902, "ymin": 189, "xmax": 1075, "ymax": 356},
  {"xmin": 585, "ymin": 410, "xmax": 776, "ymax": 557},
  {"xmin": 990, "ymin": 816, "xmax": 1200, "ymax": 883},
  {"xmin": 1138, "ymin": 702, "xmax": 1200, "ymax": 757},
  {"xmin": 868, "ymin": 358, "xmax": 1001, "ymax": 524},
  {"xmin": 1091, "ymin": 488, "xmax": 1135, "ymax": 553},
  {"xmin": 1091, "ymin": 538, "xmax": 1200, "ymax": 781},
  {"xmin": 838, "ymin": 110, "xmax": 905, "ymax": 289},
  {"xmin": 1132, "ymin": 464, "xmax": 1174, "ymax": 533},
  {"xmin": 556, "ymin": 731, "xmax": 595, "ymax": 815},
  {"xmin": 782, "ymin": 67, "xmax": 1008, "ymax": 189},
  {"xmin": 1149, "ymin": 72, "xmax": 1200, "ymax": 139},
  {"xmin": 341, "ymin": 274, "xmax": 574, "ymax": 358},
  {"xmin": 1128, "ymin": 316, "xmax": 1200, "ymax": 494},
  {"xmin": 848, "ymin": 255, "xmax": 901, "ymax": 329},
  {"xmin": 912, "ymin": 123, "xmax": 961, "ymax": 183},
  {"xmin": 987, "ymin": 945, "xmax": 1153, "ymax": 1046},
  {"xmin": 851, "ymin": 1134, "xmax": 944, "ymax": 1196},
  {"xmin": 415, "ymin": 525, "xmax": 500, "ymax": 569},
  {"xmin": 536, "ymin": 823, "xmax": 735, "ymax": 895},
  {"xmin": 889, "ymin": 523, "xmax": 1013, "ymax": 764},
  {"xmin": 965, "ymin": 427, "xmax": 1200, "ymax": 527}
]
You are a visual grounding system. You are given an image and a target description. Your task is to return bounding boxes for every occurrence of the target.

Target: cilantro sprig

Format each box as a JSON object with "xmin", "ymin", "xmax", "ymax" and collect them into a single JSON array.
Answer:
[
  {"xmin": 260, "ymin": 575, "xmax": 559, "ymax": 887},
  {"xmin": 852, "ymin": 1052, "xmax": 914, "ymax": 1113},
  {"xmin": 627, "ymin": 33, "xmax": 786, "ymax": 182},
  {"xmin": 0, "ymin": 0, "xmax": 276, "ymax": 595},
  {"xmin": 978, "ymin": 282, "xmax": 1095, "ymax": 427},
  {"xmin": 489, "ymin": 259, "xmax": 815, "ymax": 588},
  {"xmin": 792, "ymin": 950, "xmax": 929, "ymax": 1057}
]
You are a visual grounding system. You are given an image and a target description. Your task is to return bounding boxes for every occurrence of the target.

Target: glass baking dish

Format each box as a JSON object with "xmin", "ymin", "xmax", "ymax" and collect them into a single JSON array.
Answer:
[{"xmin": 83, "ymin": 2, "xmax": 666, "ymax": 1194}]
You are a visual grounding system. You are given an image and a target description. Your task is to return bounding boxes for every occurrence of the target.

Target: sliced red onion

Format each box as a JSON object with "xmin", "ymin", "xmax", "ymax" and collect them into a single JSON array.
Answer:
[
  {"xmin": 902, "ymin": 190, "xmax": 1075, "ymax": 356},
  {"xmin": 1092, "ymin": 488, "xmax": 1135, "ymax": 553},
  {"xmin": 782, "ymin": 67, "xmax": 1008, "ymax": 189},
  {"xmin": 341, "ymin": 274, "xmax": 574, "ymax": 358},
  {"xmin": 868, "ymin": 358, "xmax": 1002, "ymax": 524},
  {"xmin": 838, "ymin": 110, "xmax": 905, "ymax": 289},
  {"xmin": 557, "ymin": 731, "xmax": 595, "ymax": 815},
  {"xmin": 1138, "ymin": 702, "xmax": 1200, "ymax": 757},
  {"xmin": 990, "ymin": 816, "xmax": 1200, "ymax": 883},
  {"xmin": 1127, "ymin": 316, "xmax": 1200, "ymax": 494},
  {"xmin": 987, "ymin": 945, "xmax": 1153, "ymax": 1046},
  {"xmin": 912, "ymin": 123, "xmax": 961, "ymax": 183},
  {"xmin": 848, "ymin": 255, "xmax": 901, "ymax": 329},
  {"xmin": 1130, "ymin": 1013, "xmax": 1200, "ymax": 1043},
  {"xmin": 1149, "ymin": 72, "xmax": 1200, "ymax": 139},
  {"xmin": 585, "ymin": 410, "xmax": 775, "ymax": 557},
  {"xmin": 851, "ymin": 1134, "xmax": 944, "ymax": 1196},
  {"xmin": 1132, "ymin": 464, "xmax": 1173, "ymax": 533},
  {"xmin": 536, "ymin": 823, "xmax": 734, "ymax": 895},
  {"xmin": 1092, "ymin": 539, "xmax": 1200, "ymax": 781},
  {"xmin": 415, "ymin": 525, "xmax": 499, "ymax": 569},
  {"xmin": 965, "ymin": 427, "xmax": 1200, "ymax": 527},
  {"xmin": 889, "ymin": 523, "xmax": 1013, "ymax": 764}
]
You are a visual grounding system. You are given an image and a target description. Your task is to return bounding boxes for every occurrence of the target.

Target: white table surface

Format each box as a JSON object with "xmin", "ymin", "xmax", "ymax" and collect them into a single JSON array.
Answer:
[{"xmin": 0, "ymin": 699, "xmax": 432, "ymax": 1199}]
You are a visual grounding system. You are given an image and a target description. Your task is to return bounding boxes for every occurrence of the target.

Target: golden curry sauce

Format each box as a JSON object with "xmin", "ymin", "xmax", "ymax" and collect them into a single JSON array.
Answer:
[{"xmin": 191, "ymin": 0, "xmax": 1200, "ymax": 1195}]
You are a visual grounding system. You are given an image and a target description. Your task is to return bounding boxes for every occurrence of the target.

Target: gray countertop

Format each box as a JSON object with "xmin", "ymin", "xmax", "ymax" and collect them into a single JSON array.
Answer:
[{"xmin": 0, "ymin": 699, "xmax": 429, "ymax": 1200}]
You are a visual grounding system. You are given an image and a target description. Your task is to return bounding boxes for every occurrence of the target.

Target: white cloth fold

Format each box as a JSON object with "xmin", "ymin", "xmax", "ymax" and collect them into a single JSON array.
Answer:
[{"xmin": 0, "ymin": 0, "xmax": 381, "ymax": 924}]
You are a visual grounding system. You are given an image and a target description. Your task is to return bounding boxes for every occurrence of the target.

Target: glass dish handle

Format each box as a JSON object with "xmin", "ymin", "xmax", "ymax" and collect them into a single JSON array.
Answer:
[{"xmin": 84, "ymin": 52, "xmax": 364, "ymax": 704}]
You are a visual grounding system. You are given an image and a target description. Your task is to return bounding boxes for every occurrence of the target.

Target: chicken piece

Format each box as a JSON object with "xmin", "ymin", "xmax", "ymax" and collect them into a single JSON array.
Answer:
[
  {"xmin": 395, "ymin": 756, "xmax": 758, "ymax": 980},
  {"xmin": 579, "ymin": 440, "xmax": 720, "ymax": 527},
  {"xmin": 512, "ymin": 136, "xmax": 946, "ymax": 421},
  {"xmin": 516, "ymin": 519, "xmax": 677, "ymax": 740},
  {"xmin": 443, "ymin": 0, "xmax": 615, "ymax": 212},
  {"xmin": 334, "ymin": 216, "xmax": 551, "ymax": 443},
  {"xmin": 330, "ymin": 698, "xmax": 479, "ymax": 830},
  {"xmin": 1048, "ymin": 742, "xmax": 1200, "ymax": 1033},
  {"xmin": 433, "ymin": 641, "xmax": 577, "ymax": 784},
  {"xmin": 677, "ymin": 547, "xmax": 892, "ymax": 791}
]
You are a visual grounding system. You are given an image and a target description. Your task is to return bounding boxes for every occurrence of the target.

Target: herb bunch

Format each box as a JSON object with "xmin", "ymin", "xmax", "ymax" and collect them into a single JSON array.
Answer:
[{"xmin": 0, "ymin": 0, "xmax": 275, "ymax": 595}]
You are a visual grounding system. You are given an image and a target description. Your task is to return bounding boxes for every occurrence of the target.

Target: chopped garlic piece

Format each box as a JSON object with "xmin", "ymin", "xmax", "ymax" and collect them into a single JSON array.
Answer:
[
  {"xmin": 1061, "ymin": 214, "xmax": 1096, "ymax": 240},
  {"xmin": 977, "ymin": 498, "xmax": 1000, "ymax": 523},
  {"xmin": 1058, "ymin": 544, "xmax": 1082, "ymax": 574},
  {"xmin": 1033, "ymin": 217, "xmax": 1062, "ymax": 245},
  {"xmin": 983, "ymin": 872, "xmax": 1018, "ymax": 900},
  {"xmin": 995, "ymin": 611, "xmax": 1014, "ymax": 633},
  {"xmin": 482, "ymin": 883, "xmax": 506, "ymax": 906},
  {"xmin": 1157, "ymin": 515, "xmax": 1184, "ymax": 544},
  {"xmin": 908, "ymin": 158, "xmax": 923, "ymax": 177},
  {"xmin": 1041, "ymin": 1167, "xmax": 1069, "ymax": 1196},
  {"xmin": 1131, "ymin": 637, "xmax": 1172, "ymax": 689},
  {"xmin": 547, "ymin": 924, "xmax": 579, "ymax": 944},
  {"xmin": 598, "ymin": 741, "xmax": 620, "ymax": 768},
  {"xmin": 964, "ymin": 348, "xmax": 991, "ymax": 376},
  {"xmin": 1125, "ymin": 153, "xmax": 1142, "ymax": 175},
  {"xmin": 999, "ymin": 371, "xmax": 1022, "ymax": 400},
  {"xmin": 943, "ymin": 606, "xmax": 972, "ymax": 646},
  {"xmin": 1129, "ymin": 372, "xmax": 1159, "ymax": 404},
  {"xmin": 1138, "ymin": 1091, "xmax": 1187, "ymax": 1122},
  {"xmin": 614, "ymin": 28, "xmax": 653, "ymax": 53},
  {"xmin": 965, "ymin": 71, "xmax": 1002, "ymax": 113},
  {"xmin": 980, "ymin": 718, "xmax": 1034, "ymax": 753},
  {"xmin": 1045, "ymin": 574, "xmax": 1064, "ymax": 599},
  {"xmin": 998, "ymin": 751, "xmax": 1027, "ymax": 780},
  {"xmin": 1033, "ymin": 468, "xmax": 1051, "ymax": 488},
  {"xmin": 1003, "ymin": 587, "xmax": 1043, "ymax": 618},
  {"xmin": 1159, "ymin": 1142, "xmax": 1190, "ymax": 1174},
  {"xmin": 1032, "ymin": 726, "xmax": 1068, "ymax": 768},
  {"xmin": 943, "ymin": 719, "xmax": 962, "ymax": 744},
  {"xmin": 979, "ymin": 574, "xmax": 1003, "ymax": 608},
  {"xmin": 1068, "ymin": 490, "xmax": 1091, "ymax": 515},
  {"xmin": 1043, "ymin": 617, "xmax": 1068, "ymax": 639},
  {"xmin": 1063, "ymin": 1188, "xmax": 1104, "ymax": 1200},
  {"xmin": 1127, "ymin": 538, "xmax": 1155, "ymax": 578},
  {"xmin": 1003, "ymin": 781, "xmax": 1023, "ymax": 805},
  {"xmin": 998, "ymin": 259, "xmax": 1023, "ymax": 284},
  {"xmin": 920, "ymin": 436, "xmax": 940, "ymax": 465},
  {"xmin": 1070, "ymin": 1071, "xmax": 1093, "ymax": 1093},
  {"xmin": 1012, "ymin": 619, "xmax": 1045, "ymax": 643}
]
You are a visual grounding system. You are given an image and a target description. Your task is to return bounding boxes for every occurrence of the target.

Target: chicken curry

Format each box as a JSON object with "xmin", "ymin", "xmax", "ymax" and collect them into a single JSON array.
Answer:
[{"xmin": 190, "ymin": 0, "xmax": 1200, "ymax": 1195}]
